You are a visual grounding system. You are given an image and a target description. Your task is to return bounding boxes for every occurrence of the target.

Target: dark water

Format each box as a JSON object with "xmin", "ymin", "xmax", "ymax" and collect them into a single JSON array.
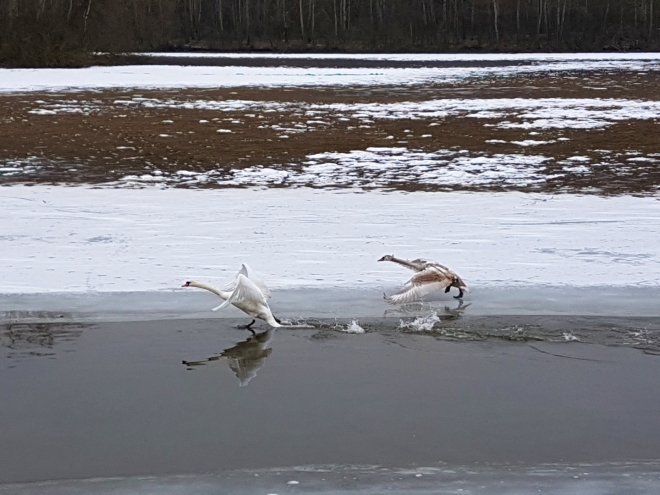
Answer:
[{"xmin": 2, "ymin": 314, "xmax": 660, "ymax": 489}]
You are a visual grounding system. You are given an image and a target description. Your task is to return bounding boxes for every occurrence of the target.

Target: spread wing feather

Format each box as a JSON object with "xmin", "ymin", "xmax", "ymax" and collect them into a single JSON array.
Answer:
[
  {"xmin": 385, "ymin": 268, "xmax": 453, "ymax": 304},
  {"xmin": 222, "ymin": 263, "xmax": 271, "ymax": 299},
  {"xmin": 240, "ymin": 263, "xmax": 271, "ymax": 299},
  {"xmin": 213, "ymin": 274, "xmax": 269, "ymax": 312},
  {"xmin": 385, "ymin": 281, "xmax": 452, "ymax": 304}
]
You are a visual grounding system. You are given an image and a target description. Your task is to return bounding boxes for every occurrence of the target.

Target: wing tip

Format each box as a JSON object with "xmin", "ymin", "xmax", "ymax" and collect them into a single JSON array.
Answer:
[{"xmin": 383, "ymin": 292, "xmax": 402, "ymax": 305}]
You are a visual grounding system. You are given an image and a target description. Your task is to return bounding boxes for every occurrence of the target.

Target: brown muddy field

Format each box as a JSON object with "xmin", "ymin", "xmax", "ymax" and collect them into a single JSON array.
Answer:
[{"xmin": 1, "ymin": 69, "xmax": 659, "ymax": 194}]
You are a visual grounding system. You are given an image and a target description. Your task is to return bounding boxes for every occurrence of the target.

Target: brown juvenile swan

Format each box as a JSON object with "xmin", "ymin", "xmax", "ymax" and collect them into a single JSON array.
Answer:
[{"xmin": 378, "ymin": 254, "xmax": 469, "ymax": 304}]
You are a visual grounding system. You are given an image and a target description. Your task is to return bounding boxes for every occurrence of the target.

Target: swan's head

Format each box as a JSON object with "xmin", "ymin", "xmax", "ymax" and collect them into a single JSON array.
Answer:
[
  {"xmin": 378, "ymin": 255, "xmax": 394, "ymax": 262},
  {"xmin": 182, "ymin": 280, "xmax": 195, "ymax": 287}
]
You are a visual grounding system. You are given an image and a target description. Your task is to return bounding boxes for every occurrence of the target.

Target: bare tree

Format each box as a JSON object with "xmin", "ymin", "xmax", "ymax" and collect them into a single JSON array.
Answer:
[
  {"xmin": 493, "ymin": 0, "xmax": 500, "ymax": 45},
  {"xmin": 83, "ymin": 0, "xmax": 92, "ymax": 36},
  {"xmin": 217, "ymin": 0, "xmax": 224, "ymax": 32},
  {"xmin": 299, "ymin": 0, "xmax": 305, "ymax": 40}
]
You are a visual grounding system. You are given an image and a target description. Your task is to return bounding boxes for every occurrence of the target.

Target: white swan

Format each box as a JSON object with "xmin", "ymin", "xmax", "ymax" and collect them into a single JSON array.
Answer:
[
  {"xmin": 182, "ymin": 264, "xmax": 281, "ymax": 332},
  {"xmin": 378, "ymin": 254, "xmax": 469, "ymax": 303}
]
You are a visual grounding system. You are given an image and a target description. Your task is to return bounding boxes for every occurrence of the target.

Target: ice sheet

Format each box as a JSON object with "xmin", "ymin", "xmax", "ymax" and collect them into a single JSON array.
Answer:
[
  {"xmin": 1, "ymin": 53, "xmax": 659, "ymax": 92},
  {"xmin": 1, "ymin": 186, "xmax": 658, "ymax": 294},
  {"xmin": 5, "ymin": 462, "xmax": 660, "ymax": 495}
]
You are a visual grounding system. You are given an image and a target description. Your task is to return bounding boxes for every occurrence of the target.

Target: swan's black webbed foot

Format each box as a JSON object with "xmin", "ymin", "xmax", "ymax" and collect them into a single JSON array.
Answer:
[
  {"xmin": 453, "ymin": 288, "xmax": 464, "ymax": 299},
  {"xmin": 444, "ymin": 286, "xmax": 451, "ymax": 293},
  {"xmin": 238, "ymin": 319, "xmax": 257, "ymax": 334}
]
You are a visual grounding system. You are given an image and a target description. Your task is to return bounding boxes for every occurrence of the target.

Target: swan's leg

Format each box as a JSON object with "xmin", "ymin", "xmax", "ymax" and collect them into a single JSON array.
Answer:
[
  {"xmin": 444, "ymin": 286, "xmax": 451, "ymax": 293},
  {"xmin": 453, "ymin": 288, "xmax": 464, "ymax": 299},
  {"xmin": 237, "ymin": 319, "xmax": 257, "ymax": 334}
]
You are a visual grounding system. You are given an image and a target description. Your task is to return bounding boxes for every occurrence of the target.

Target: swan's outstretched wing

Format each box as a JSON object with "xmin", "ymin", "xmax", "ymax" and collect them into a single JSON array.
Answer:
[
  {"xmin": 213, "ymin": 274, "xmax": 269, "ymax": 311},
  {"xmin": 240, "ymin": 263, "xmax": 272, "ymax": 299},
  {"xmin": 410, "ymin": 258, "xmax": 452, "ymax": 273},
  {"xmin": 222, "ymin": 263, "xmax": 271, "ymax": 299},
  {"xmin": 385, "ymin": 268, "xmax": 452, "ymax": 304}
]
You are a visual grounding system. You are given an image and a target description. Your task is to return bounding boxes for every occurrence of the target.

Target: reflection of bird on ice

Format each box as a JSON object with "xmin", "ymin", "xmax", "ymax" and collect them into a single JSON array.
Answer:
[{"xmin": 183, "ymin": 329, "xmax": 274, "ymax": 387}]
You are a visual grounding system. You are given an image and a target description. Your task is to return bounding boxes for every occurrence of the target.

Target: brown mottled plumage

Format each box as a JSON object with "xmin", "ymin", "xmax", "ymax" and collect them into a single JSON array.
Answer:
[{"xmin": 378, "ymin": 254, "xmax": 469, "ymax": 304}]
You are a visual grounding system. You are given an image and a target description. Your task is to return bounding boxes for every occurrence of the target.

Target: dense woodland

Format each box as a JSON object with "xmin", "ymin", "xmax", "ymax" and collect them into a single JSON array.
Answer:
[{"xmin": 1, "ymin": 0, "xmax": 658, "ymax": 66}]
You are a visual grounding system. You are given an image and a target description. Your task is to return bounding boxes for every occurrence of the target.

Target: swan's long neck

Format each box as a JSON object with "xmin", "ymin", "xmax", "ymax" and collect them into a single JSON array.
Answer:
[
  {"xmin": 389, "ymin": 256, "xmax": 424, "ymax": 272},
  {"xmin": 189, "ymin": 281, "xmax": 232, "ymax": 300}
]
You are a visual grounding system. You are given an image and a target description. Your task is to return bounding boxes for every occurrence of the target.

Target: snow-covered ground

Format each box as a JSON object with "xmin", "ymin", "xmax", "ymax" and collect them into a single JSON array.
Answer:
[
  {"xmin": 1, "ymin": 52, "xmax": 659, "ymax": 92},
  {"xmin": 101, "ymin": 146, "xmax": 656, "ymax": 191},
  {"xmin": 27, "ymin": 96, "xmax": 660, "ymax": 130},
  {"xmin": 6, "ymin": 95, "xmax": 659, "ymax": 193},
  {"xmin": 2, "ymin": 186, "xmax": 658, "ymax": 294}
]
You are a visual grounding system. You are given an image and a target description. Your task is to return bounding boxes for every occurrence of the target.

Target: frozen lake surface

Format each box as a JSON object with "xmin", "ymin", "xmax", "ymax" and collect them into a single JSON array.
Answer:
[
  {"xmin": 1, "ymin": 186, "xmax": 659, "ymax": 296},
  {"xmin": 1, "ymin": 52, "xmax": 660, "ymax": 92}
]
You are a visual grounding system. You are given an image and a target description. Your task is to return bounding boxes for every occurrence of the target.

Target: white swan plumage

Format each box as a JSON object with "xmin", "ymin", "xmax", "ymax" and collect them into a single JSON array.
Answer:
[
  {"xmin": 221, "ymin": 263, "xmax": 272, "ymax": 299},
  {"xmin": 378, "ymin": 254, "xmax": 469, "ymax": 304},
  {"xmin": 182, "ymin": 263, "xmax": 281, "ymax": 332}
]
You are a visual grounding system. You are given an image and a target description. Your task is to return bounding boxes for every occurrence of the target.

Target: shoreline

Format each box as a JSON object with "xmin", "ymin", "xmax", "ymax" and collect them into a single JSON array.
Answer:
[
  {"xmin": 3, "ymin": 284, "xmax": 660, "ymax": 318},
  {"xmin": 3, "ymin": 286, "xmax": 660, "ymax": 352}
]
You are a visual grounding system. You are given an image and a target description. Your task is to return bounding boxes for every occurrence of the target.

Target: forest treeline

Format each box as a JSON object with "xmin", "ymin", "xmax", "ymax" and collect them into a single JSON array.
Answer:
[{"xmin": 1, "ymin": 0, "xmax": 658, "ymax": 66}]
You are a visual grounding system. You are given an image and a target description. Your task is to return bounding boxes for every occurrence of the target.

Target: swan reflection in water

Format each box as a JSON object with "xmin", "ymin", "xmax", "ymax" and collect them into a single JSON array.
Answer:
[
  {"xmin": 383, "ymin": 298, "xmax": 471, "ymax": 320},
  {"xmin": 183, "ymin": 329, "xmax": 274, "ymax": 387}
]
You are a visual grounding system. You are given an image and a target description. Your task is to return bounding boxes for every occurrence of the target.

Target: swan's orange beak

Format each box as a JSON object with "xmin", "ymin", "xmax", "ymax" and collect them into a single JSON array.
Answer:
[{"xmin": 182, "ymin": 281, "xmax": 191, "ymax": 287}]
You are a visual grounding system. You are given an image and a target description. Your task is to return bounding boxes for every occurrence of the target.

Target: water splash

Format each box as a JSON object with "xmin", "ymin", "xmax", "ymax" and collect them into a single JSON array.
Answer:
[
  {"xmin": 399, "ymin": 313, "xmax": 441, "ymax": 332},
  {"xmin": 341, "ymin": 320, "xmax": 365, "ymax": 334}
]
